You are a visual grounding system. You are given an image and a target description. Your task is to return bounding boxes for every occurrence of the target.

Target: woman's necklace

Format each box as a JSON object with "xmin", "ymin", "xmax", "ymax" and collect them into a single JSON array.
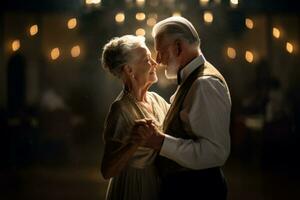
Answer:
[
  {"xmin": 124, "ymin": 89, "xmax": 162, "ymax": 128},
  {"xmin": 124, "ymin": 89, "xmax": 154, "ymax": 115}
]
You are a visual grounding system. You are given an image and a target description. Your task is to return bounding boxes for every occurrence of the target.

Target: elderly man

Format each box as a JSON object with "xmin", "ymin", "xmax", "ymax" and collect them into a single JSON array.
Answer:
[{"xmin": 134, "ymin": 16, "xmax": 232, "ymax": 199}]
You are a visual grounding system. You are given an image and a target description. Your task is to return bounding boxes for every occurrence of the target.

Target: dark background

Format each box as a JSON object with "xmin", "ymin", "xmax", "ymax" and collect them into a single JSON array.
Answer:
[{"xmin": 1, "ymin": 0, "xmax": 300, "ymax": 199}]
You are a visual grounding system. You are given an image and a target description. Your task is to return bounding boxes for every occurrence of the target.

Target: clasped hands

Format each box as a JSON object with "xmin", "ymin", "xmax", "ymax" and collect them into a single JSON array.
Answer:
[{"xmin": 131, "ymin": 119, "xmax": 165, "ymax": 151}]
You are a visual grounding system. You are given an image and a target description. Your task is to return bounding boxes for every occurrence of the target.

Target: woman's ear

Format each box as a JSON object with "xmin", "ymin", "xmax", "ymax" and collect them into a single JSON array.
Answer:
[{"xmin": 123, "ymin": 64, "xmax": 133, "ymax": 76}]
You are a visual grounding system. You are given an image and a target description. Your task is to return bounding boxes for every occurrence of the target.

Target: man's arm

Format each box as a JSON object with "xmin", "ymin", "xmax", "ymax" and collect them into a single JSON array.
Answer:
[{"xmin": 147, "ymin": 76, "xmax": 231, "ymax": 170}]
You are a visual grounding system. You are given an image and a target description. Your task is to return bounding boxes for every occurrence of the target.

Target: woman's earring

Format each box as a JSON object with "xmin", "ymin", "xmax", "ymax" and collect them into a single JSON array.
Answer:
[{"xmin": 131, "ymin": 74, "xmax": 135, "ymax": 79}]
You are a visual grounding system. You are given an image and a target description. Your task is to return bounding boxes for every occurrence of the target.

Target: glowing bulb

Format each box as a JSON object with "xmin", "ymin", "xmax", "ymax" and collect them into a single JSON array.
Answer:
[
  {"xmin": 136, "ymin": 12, "xmax": 146, "ymax": 21},
  {"xmin": 245, "ymin": 18, "xmax": 254, "ymax": 29},
  {"xmin": 230, "ymin": 0, "xmax": 238, "ymax": 8},
  {"xmin": 286, "ymin": 42, "xmax": 294, "ymax": 54},
  {"xmin": 29, "ymin": 24, "xmax": 38, "ymax": 36},
  {"xmin": 51, "ymin": 48, "xmax": 60, "ymax": 60},
  {"xmin": 272, "ymin": 27, "xmax": 280, "ymax": 39},
  {"xmin": 115, "ymin": 12, "xmax": 125, "ymax": 23},
  {"xmin": 71, "ymin": 45, "xmax": 81, "ymax": 58},
  {"xmin": 245, "ymin": 51, "xmax": 254, "ymax": 63},
  {"xmin": 85, "ymin": 0, "xmax": 101, "ymax": 4},
  {"xmin": 136, "ymin": 0, "xmax": 145, "ymax": 7},
  {"xmin": 12, "ymin": 40, "xmax": 20, "ymax": 51},
  {"xmin": 136, "ymin": 28, "xmax": 146, "ymax": 36},
  {"xmin": 147, "ymin": 17, "xmax": 157, "ymax": 27},
  {"xmin": 172, "ymin": 12, "xmax": 181, "ymax": 17},
  {"xmin": 227, "ymin": 47, "xmax": 236, "ymax": 59},
  {"xmin": 68, "ymin": 18, "xmax": 77, "ymax": 29},
  {"xmin": 203, "ymin": 11, "xmax": 213, "ymax": 24},
  {"xmin": 199, "ymin": 0, "xmax": 209, "ymax": 6}
]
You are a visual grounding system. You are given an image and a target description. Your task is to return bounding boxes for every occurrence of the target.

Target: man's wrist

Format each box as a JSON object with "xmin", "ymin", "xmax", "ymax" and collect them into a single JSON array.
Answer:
[{"xmin": 155, "ymin": 132, "xmax": 165, "ymax": 151}]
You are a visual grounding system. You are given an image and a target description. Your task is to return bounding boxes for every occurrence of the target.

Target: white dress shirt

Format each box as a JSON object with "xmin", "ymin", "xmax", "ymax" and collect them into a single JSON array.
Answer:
[{"xmin": 160, "ymin": 55, "xmax": 232, "ymax": 170}]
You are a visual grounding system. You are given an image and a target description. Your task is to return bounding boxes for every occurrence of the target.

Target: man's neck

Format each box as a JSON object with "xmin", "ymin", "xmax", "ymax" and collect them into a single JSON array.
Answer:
[{"xmin": 179, "ymin": 50, "xmax": 201, "ymax": 71}]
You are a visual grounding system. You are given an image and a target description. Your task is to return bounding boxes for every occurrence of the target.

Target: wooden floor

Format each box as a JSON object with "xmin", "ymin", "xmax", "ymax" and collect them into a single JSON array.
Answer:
[{"xmin": 1, "ymin": 157, "xmax": 299, "ymax": 200}]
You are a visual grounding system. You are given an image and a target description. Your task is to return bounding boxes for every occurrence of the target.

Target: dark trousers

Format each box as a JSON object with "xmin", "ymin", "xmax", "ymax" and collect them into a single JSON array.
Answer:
[{"xmin": 160, "ymin": 167, "xmax": 227, "ymax": 200}]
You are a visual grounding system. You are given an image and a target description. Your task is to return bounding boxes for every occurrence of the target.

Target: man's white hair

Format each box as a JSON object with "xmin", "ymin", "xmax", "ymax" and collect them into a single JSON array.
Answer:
[{"xmin": 152, "ymin": 16, "xmax": 200, "ymax": 46}]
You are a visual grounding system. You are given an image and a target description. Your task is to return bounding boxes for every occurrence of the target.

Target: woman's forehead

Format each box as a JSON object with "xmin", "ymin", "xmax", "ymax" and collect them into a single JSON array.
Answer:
[{"xmin": 131, "ymin": 46, "xmax": 149, "ymax": 58}]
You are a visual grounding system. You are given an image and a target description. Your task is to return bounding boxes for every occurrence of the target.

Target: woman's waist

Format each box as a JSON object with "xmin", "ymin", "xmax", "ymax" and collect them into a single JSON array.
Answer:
[{"xmin": 129, "ymin": 149, "xmax": 157, "ymax": 169}]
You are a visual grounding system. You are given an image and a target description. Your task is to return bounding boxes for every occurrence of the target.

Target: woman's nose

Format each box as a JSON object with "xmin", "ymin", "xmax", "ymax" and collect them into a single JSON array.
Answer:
[{"xmin": 151, "ymin": 58, "xmax": 158, "ymax": 68}]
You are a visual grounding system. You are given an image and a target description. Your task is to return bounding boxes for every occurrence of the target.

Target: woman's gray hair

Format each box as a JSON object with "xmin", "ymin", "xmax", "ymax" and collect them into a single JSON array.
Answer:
[
  {"xmin": 101, "ymin": 35, "xmax": 145, "ymax": 78},
  {"xmin": 152, "ymin": 16, "xmax": 200, "ymax": 46}
]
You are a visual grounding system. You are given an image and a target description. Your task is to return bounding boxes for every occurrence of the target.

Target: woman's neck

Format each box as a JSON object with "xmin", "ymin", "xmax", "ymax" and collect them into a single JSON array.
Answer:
[
  {"xmin": 125, "ymin": 83, "xmax": 150, "ymax": 102},
  {"xmin": 133, "ymin": 84, "xmax": 150, "ymax": 102}
]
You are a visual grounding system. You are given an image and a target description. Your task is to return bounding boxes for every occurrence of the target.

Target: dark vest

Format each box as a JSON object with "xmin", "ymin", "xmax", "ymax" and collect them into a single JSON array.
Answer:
[{"xmin": 158, "ymin": 61, "xmax": 228, "ymax": 176}]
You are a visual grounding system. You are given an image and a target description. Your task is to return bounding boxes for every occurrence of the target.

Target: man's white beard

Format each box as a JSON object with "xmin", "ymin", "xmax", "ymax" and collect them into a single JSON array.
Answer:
[
  {"xmin": 164, "ymin": 68, "xmax": 177, "ymax": 79},
  {"xmin": 165, "ymin": 54, "xmax": 179, "ymax": 80}
]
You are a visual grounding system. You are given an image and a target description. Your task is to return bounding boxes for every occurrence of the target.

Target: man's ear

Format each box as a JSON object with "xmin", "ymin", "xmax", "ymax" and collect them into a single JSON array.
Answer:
[{"xmin": 174, "ymin": 39, "xmax": 182, "ymax": 57}]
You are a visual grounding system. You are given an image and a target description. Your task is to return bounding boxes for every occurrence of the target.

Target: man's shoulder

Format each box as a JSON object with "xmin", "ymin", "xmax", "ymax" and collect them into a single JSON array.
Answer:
[{"xmin": 194, "ymin": 75, "xmax": 223, "ymax": 88}]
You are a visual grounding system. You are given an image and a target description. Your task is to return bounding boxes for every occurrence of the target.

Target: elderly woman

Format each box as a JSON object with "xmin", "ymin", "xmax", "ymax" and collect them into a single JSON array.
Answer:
[{"xmin": 101, "ymin": 35, "xmax": 169, "ymax": 200}]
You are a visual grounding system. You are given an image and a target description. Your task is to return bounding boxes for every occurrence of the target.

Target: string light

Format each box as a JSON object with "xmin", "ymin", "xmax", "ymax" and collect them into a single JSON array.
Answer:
[
  {"xmin": 147, "ymin": 17, "xmax": 157, "ymax": 27},
  {"xmin": 272, "ymin": 27, "xmax": 280, "ymax": 39},
  {"xmin": 199, "ymin": 0, "xmax": 209, "ymax": 6},
  {"xmin": 115, "ymin": 12, "xmax": 125, "ymax": 23},
  {"xmin": 245, "ymin": 18, "xmax": 254, "ymax": 29},
  {"xmin": 227, "ymin": 47, "xmax": 236, "ymax": 59},
  {"xmin": 230, "ymin": 0, "xmax": 238, "ymax": 8},
  {"xmin": 29, "ymin": 24, "xmax": 38, "ymax": 36},
  {"xmin": 12, "ymin": 40, "xmax": 20, "ymax": 52},
  {"xmin": 68, "ymin": 18, "xmax": 77, "ymax": 29},
  {"xmin": 136, "ymin": 28, "xmax": 146, "ymax": 36},
  {"xmin": 245, "ymin": 51, "xmax": 254, "ymax": 63},
  {"xmin": 85, "ymin": 0, "xmax": 101, "ymax": 5},
  {"xmin": 172, "ymin": 12, "xmax": 181, "ymax": 17},
  {"xmin": 286, "ymin": 42, "xmax": 294, "ymax": 54},
  {"xmin": 136, "ymin": 0, "xmax": 145, "ymax": 7},
  {"xmin": 71, "ymin": 45, "xmax": 81, "ymax": 58},
  {"xmin": 136, "ymin": 12, "xmax": 146, "ymax": 21},
  {"xmin": 51, "ymin": 48, "xmax": 60, "ymax": 60},
  {"xmin": 203, "ymin": 11, "xmax": 213, "ymax": 24}
]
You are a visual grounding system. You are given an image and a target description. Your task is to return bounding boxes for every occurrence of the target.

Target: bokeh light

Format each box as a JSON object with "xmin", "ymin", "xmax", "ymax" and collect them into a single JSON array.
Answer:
[
  {"xmin": 71, "ymin": 45, "xmax": 81, "ymax": 58},
  {"xmin": 50, "ymin": 48, "xmax": 60, "ymax": 60},
  {"xmin": 11, "ymin": 40, "xmax": 20, "ymax": 51},
  {"xmin": 115, "ymin": 12, "xmax": 125, "ymax": 23},
  {"xmin": 245, "ymin": 50, "xmax": 254, "ymax": 63},
  {"xmin": 29, "ymin": 24, "xmax": 38, "ymax": 36},
  {"xmin": 67, "ymin": 18, "xmax": 77, "ymax": 29}
]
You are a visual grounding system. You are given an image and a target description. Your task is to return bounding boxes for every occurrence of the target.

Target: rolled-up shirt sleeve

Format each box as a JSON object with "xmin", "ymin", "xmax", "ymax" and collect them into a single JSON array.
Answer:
[{"xmin": 160, "ymin": 76, "xmax": 231, "ymax": 170}]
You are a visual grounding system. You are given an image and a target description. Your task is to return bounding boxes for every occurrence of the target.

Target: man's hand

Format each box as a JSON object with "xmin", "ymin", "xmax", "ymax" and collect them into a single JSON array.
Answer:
[
  {"xmin": 131, "ymin": 119, "xmax": 165, "ymax": 151},
  {"xmin": 131, "ymin": 119, "xmax": 153, "ymax": 145}
]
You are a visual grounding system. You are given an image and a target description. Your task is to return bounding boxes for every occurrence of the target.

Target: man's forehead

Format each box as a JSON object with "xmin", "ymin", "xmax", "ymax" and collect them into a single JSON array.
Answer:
[
  {"xmin": 154, "ymin": 34, "xmax": 170, "ymax": 50},
  {"xmin": 154, "ymin": 35, "xmax": 164, "ymax": 49}
]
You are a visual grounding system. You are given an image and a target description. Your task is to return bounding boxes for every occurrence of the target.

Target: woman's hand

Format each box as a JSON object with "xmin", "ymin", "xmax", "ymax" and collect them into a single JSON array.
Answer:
[
  {"xmin": 131, "ymin": 119, "xmax": 156, "ymax": 145},
  {"xmin": 131, "ymin": 119, "xmax": 165, "ymax": 150}
]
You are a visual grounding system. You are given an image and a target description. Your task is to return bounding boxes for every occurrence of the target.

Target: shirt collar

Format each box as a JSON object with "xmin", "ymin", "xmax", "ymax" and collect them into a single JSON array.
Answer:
[{"xmin": 177, "ymin": 54, "xmax": 206, "ymax": 85}]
